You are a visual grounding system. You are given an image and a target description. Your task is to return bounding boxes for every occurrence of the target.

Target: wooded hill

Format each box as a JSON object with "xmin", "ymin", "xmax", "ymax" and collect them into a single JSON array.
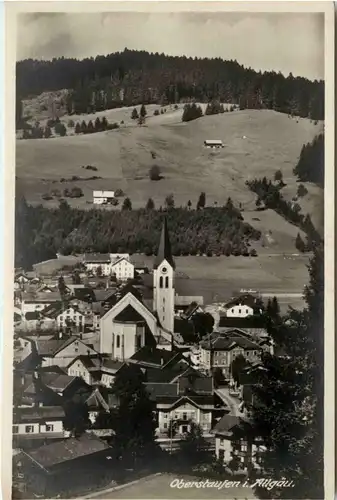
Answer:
[{"xmin": 16, "ymin": 49, "xmax": 324, "ymax": 124}]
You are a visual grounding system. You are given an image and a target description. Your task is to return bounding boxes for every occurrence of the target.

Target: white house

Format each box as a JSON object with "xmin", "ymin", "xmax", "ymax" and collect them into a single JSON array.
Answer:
[
  {"xmin": 33, "ymin": 336, "xmax": 99, "ymax": 368},
  {"xmin": 12, "ymin": 406, "xmax": 66, "ymax": 441},
  {"xmin": 224, "ymin": 294, "xmax": 262, "ymax": 318},
  {"xmin": 93, "ymin": 190, "xmax": 115, "ymax": 205},
  {"xmin": 213, "ymin": 414, "xmax": 266, "ymax": 474},
  {"xmin": 204, "ymin": 140, "xmax": 224, "ymax": 148},
  {"xmin": 111, "ymin": 257, "xmax": 134, "ymax": 281},
  {"xmin": 83, "ymin": 254, "xmax": 112, "ymax": 276}
]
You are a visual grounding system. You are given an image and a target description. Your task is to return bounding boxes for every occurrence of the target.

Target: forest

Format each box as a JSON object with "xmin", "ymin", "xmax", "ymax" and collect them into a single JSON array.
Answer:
[
  {"xmin": 16, "ymin": 49, "xmax": 324, "ymax": 126},
  {"xmin": 15, "ymin": 196, "xmax": 261, "ymax": 270},
  {"xmin": 293, "ymin": 133, "xmax": 324, "ymax": 187}
]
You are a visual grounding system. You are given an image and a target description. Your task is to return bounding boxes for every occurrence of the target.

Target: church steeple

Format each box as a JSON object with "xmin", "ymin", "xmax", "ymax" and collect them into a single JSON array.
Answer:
[{"xmin": 154, "ymin": 217, "xmax": 175, "ymax": 270}]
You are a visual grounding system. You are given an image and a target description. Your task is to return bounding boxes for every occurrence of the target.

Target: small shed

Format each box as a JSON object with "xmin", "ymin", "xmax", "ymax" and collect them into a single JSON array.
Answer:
[
  {"xmin": 204, "ymin": 140, "xmax": 224, "ymax": 148},
  {"xmin": 93, "ymin": 190, "xmax": 115, "ymax": 205}
]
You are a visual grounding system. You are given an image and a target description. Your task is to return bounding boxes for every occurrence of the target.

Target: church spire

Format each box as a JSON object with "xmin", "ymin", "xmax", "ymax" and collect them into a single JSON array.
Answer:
[{"xmin": 154, "ymin": 217, "xmax": 175, "ymax": 270}]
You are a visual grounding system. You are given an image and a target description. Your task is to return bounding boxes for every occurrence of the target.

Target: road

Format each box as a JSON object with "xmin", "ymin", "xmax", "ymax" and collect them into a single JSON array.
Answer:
[
  {"xmin": 214, "ymin": 388, "xmax": 241, "ymax": 416},
  {"xmin": 89, "ymin": 473, "xmax": 257, "ymax": 499}
]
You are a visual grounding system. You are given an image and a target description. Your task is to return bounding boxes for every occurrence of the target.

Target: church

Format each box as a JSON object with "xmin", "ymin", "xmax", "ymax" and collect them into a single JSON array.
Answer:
[{"xmin": 99, "ymin": 218, "xmax": 202, "ymax": 359}]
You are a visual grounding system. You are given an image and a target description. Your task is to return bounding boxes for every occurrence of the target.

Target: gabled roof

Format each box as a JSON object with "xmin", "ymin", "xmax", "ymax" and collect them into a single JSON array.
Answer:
[
  {"xmin": 178, "ymin": 375, "xmax": 213, "ymax": 395},
  {"xmin": 200, "ymin": 333, "xmax": 261, "ymax": 351},
  {"xmin": 44, "ymin": 374, "xmax": 79, "ymax": 392},
  {"xmin": 34, "ymin": 336, "xmax": 85, "ymax": 357},
  {"xmin": 225, "ymin": 294, "xmax": 261, "ymax": 310},
  {"xmin": 153, "ymin": 217, "xmax": 175, "ymax": 270},
  {"xmin": 129, "ymin": 346, "xmax": 179, "ymax": 367},
  {"xmin": 84, "ymin": 254, "xmax": 111, "ymax": 263},
  {"xmin": 25, "ymin": 433, "xmax": 111, "ymax": 469},
  {"xmin": 13, "ymin": 406, "xmax": 65, "ymax": 423},
  {"xmin": 145, "ymin": 382, "xmax": 178, "ymax": 400},
  {"xmin": 114, "ymin": 305, "xmax": 146, "ymax": 324}
]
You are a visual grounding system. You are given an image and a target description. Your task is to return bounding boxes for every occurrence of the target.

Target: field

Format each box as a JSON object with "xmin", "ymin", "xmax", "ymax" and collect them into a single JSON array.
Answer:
[
  {"xmin": 91, "ymin": 473, "xmax": 257, "ymax": 499},
  {"xmin": 33, "ymin": 252, "xmax": 310, "ymax": 312},
  {"xmin": 16, "ymin": 104, "xmax": 324, "ymax": 235}
]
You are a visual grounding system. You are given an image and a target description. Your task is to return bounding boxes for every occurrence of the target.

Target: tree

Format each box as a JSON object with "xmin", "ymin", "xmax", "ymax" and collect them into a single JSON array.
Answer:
[
  {"xmin": 122, "ymin": 197, "xmax": 132, "ymax": 210},
  {"xmin": 131, "ymin": 108, "xmax": 139, "ymax": 120},
  {"xmin": 67, "ymin": 119, "xmax": 75, "ymax": 128},
  {"xmin": 230, "ymin": 354, "xmax": 248, "ymax": 387},
  {"xmin": 96, "ymin": 265, "xmax": 102, "ymax": 277},
  {"xmin": 149, "ymin": 165, "xmax": 161, "ymax": 181},
  {"xmin": 251, "ymin": 243, "xmax": 324, "ymax": 499},
  {"xmin": 94, "ymin": 117, "xmax": 102, "ymax": 132},
  {"xmin": 80, "ymin": 120, "xmax": 87, "ymax": 133},
  {"xmin": 196, "ymin": 192, "xmax": 206, "ymax": 210},
  {"xmin": 295, "ymin": 232, "xmax": 306, "ymax": 253},
  {"xmin": 140, "ymin": 104, "xmax": 147, "ymax": 118},
  {"xmin": 165, "ymin": 194, "xmax": 175, "ymax": 210},
  {"xmin": 182, "ymin": 103, "xmax": 203, "ymax": 122},
  {"xmin": 101, "ymin": 116, "xmax": 108, "ymax": 130},
  {"xmin": 191, "ymin": 312, "xmax": 214, "ymax": 339},
  {"xmin": 146, "ymin": 198, "xmax": 155, "ymax": 210},
  {"xmin": 44, "ymin": 126, "xmax": 52, "ymax": 138},
  {"xmin": 297, "ymin": 184, "xmax": 308, "ymax": 198},
  {"xmin": 274, "ymin": 170, "xmax": 283, "ymax": 182},
  {"xmin": 255, "ymin": 197, "xmax": 262, "ymax": 209},
  {"xmin": 187, "ymin": 200, "xmax": 192, "ymax": 210},
  {"xmin": 58, "ymin": 275, "xmax": 68, "ymax": 300},
  {"xmin": 111, "ymin": 364, "xmax": 156, "ymax": 459},
  {"xmin": 72, "ymin": 270, "xmax": 81, "ymax": 284},
  {"xmin": 213, "ymin": 367, "xmax": 225, "ymax": 388},
  {"xmin": 75, "ymin": 122, "xmax": 81, "ymax": 134},
  {"xmin": 179, "ymin": 421, "xmax": 210, "ymax": 465},
  {"xmin": 87, "ymin": 120, "xmax": 94, "ymax": 133},
  {"xmin": 54, "ymin": 122, "xmax": 67, "ymax": 136},
  {"xmin": 63, "ymin": 396, "xmax": 90, "ymax": 438}
]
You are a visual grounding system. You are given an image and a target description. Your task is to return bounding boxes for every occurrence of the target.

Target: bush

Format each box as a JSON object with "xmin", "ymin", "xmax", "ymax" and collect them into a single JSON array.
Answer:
[
  {"xmin": 115, "ymin": 189, "xmax": 125, "ymax": 197},
  {"xmin": 67, "ymin": 119, "xmax": 75, "ymax": 128},
  {"xmin": 182, "ymin": 103, "xmax": 203, "ymax": 122},
  {"xmin": 64, "ymin": 186, "xmax": 83, "ymax": 198},
  {"xmin": 106, "ymin": 123, "xmax": 119, "ymax": 130},
  {"xmin": 54, "ymin": 122, "xmax": 67, "ymax": 136},
  {"xmin": 297, "ymin": 184, "xmax": 308, "ymax": 198},
  {"xmin": 154, "ymin": 109, "xmax": 160, "ymax": 116},
  {"xmin": 149, "ymin": 165, "xmax": 161, "ymax": 181},
  {"xmin": 42, "ymin": 193, "xmax": 53, "ymax": 201}
]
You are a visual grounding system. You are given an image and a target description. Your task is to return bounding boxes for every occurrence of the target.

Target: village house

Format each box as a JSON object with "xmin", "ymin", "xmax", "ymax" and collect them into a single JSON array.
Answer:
[
  {"xmin": 20, "ymin": 291, "xmax": 61, "ymax": 316},
  {"xmin": 145, "ymin": 374, "xmax": 217, "ymax": 436},
  {"xmin": 204, "ymin": 139, "xmax": 224, "ymax": 148},
  {"xmin": 12, "ymin": 406, "xmax": 66, "ymax": 444},
  {"xmin": 223, "ymin": 294, "xmax": 263, "ymax": 318},
  {"xmin": 93, "ymin": 190, "xmax": 115, "ymax": 204},
  {"xmin": 31, "ymin": 336, "xmax": 99, "ymax": 368},
  {"xmin": 42, "ymin": 302, "xmax": 87, "ymax": 332},
  {"xmin": 83, "ymin": 254, "xmax": 112, "ymax": 276},
  {"xmin": 213, "ymin": 413, "xmax": 266, "ymax": 474},
  {"xmin": 110, "ymin": 256, "xmax": 135, "ymax": 281},
  {"xmin": 13, "ymin": 433, "xmax": 112, "ymax": 498},
  {"xmin": 199, "ymin": 330, "xmax": 262, "ymax": 378}
]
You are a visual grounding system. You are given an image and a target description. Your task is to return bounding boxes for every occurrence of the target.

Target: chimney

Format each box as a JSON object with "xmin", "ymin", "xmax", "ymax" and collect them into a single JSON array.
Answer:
[{"xmin": 21, "ymin": 374, "xmax": 25, "ymax": 386}]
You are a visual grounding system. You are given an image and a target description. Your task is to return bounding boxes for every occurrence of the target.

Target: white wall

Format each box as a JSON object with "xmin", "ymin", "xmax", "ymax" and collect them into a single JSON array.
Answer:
[
  {"xmin": 41, "ymin": 339, "xmax": 97, "ymax": 367},
  {"xmin": 12, "ymin": 420, "xmax": 64, "ymax": 435},
  {"xmin": 226, "ymin": 305, "xmax": 254, "ymax": 318},
  {"xmin": 153, "ymin": 259, "xmax": 175, "ymax": 334},
  {"xmin": 67, "ymin": 359, "xmax": 92, "ymax": 385},
  {"xmin": 111, "ymin": 259, "xmax": 134, "ymax": 281}
]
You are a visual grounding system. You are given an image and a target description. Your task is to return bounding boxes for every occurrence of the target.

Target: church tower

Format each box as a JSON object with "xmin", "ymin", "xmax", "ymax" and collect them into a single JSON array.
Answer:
[{"xmin": 153, "ymin": 217, "xmax": 175, "ymax": 334}]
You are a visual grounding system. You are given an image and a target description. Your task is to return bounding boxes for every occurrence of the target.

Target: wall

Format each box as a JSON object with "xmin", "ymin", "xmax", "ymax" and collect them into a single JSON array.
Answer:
[
  {"xmin": 226, "ymin": 305, "xmax": 254, "ymax": 318},
  {"xmin": 12, "ymin": 420, "xmax": 64, "ymax": 435},
  {"xmin": 57, "ymin": 308, "xmax": 85, "ymax": 329},
  {"xmin": 42, "ymin": 340, "xmax": 97, "ymax": 367},
  {"xmin": 67, "ymin": 359, "xmax": 92, "ymax": 385},
  {"xmin": 21, "ymin": 301, "xmax": 51, "ymax": 315},
  {"xmin": 111, "ymin": 260, "xmax": 134, "ymax": 281},
  {"xmin": 153, "ymin": 259, "xmax": 175, "ymax": 334},
  {"xmin": 157, "ymin": 402, "xmax": 212, "ymax": 435},
  {"xmin": 101, "ymin": 372, "xmax": 115, "ymax": 388}
]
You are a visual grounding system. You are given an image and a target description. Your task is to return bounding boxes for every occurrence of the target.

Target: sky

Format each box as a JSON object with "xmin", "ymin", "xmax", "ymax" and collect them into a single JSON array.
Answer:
[{"xmin": 17, "ymin": 11, "xmax": 324, "ymax": 81}]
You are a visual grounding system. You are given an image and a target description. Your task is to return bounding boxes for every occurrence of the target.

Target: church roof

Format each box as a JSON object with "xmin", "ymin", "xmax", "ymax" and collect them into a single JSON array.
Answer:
[
  {"xmin": 153, "ymin": 217, "xmax": 175, "ymax": 270},
  {"xmin": 114, "ymin": 305, "xmax": 145, "ymax": 324}
]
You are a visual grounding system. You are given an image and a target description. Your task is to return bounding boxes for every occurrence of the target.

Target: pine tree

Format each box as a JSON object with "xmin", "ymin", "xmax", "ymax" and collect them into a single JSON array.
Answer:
[
  {"xmin": 58, "ymin": 276, "xmax": 68, "ymax": 300},
  {"xmin": 87, "ymin": 120, "xmax": 94, "ymax": 133},
  {"xmin": 122, "ymin": 197, "xmax": 132, "ymax": 210},
  {"xmin": 165, "ymin": 194, "xmax": 175, "ymax": 210},
  {"xmin": 80, "ymin": 120, "xmax": 87, "ymax": 133},
  {"xmin": 94, "ymin": 117, "xmax": 102, "ymax": 132},
  {"xmin": 274, "ymin": 170, "xmax": 283, "ymax": 182},
  {"xmin": 44, "ymin": 126, "xmax": 52, "ymax": 138},
  {"xmin": 75, "ymin": 122, "xmax": 81, "ymax": 134},
  {"xmin": 140, "ymin": 104, "xmax": 147, "ymax": 118},
  {"xmin": 295, "ymin": 233, "xmax": 306, "ymax": 253},
  {"xmin": 196, "ymin": 192, "xmax": 206, "ymax": 210},
  {"xmin": 110, "ymin": 364, "xmax": 156, "ymax": 459},
  {"xmin": 101, "ymin": 116, "xmax": 108, "ymax": 130},
  {"xmin": 131, "ymin": 108, "xmax": 139, "ymax": 120},
  {"xmin": 146, "ymin": 198, "xmax": 155, "ymax": 210}
]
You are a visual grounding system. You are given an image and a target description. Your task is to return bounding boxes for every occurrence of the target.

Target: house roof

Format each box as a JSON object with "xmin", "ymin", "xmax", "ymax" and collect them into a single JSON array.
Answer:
[
  {"xmin": 13, "ymin": 406, "xmax": 65, "ymax": 423},
  {"xmin": 84, "ymin": 254, "xmax": 111, "ymax": 263},
  {"xmin": 145, "ymin": 382, "xmax": 178, "ymax": 400},
  {"xmin": 218, "ymin": 315, "xmax": 267, "ymax": 330},
  {"xmin": 25, "ymin": 433, "xmax": 111, "ymax": 469},
  {"xmin": 25, "ymin": 311, "xmax": 42, "ymax": 321},
  {"xmin": 34, "ymin": 336, "xmax": 84, "ymax": 357},
  {"xmin": 174, "ymin": 318, "xmax": 195, "ymax": 343},
  {"xmin": 213, "ymin": 414, "xmax": 243, "ymax": 434},
  {"xmin": 153, "ymin": 217, "xmax": 175, "ymax": 270},
  {"xmin": 225, "ymin": 294, "xmax": 261, "ymax": 310},
  {"xmin": 94, "ymin": 289, "xmax": 117, "ymax": 302},
  {"xmin": 178, "ymin": 375, "xmax": 213, "ymax": 395},
  {"xmin": 200, "ymin": 333, "xmax": 261, "ymax": 351},
  {"xmin": 114, "ymin": 305, "xmax": 145, "ymax": 324},
  {"xmin": 129, "ymin": 346, "xmax": 179, "ymax": 367},
  {"xmin": 101, "ymin": 359, "xmax": 125, "ymax": 372},
  {"xmin": 44, "ymin": 374, "xmax": 78, "ymax": 392}
]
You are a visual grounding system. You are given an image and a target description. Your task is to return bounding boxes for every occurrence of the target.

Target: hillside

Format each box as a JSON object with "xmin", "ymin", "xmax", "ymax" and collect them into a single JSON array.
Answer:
[{"xmin": 16, "ymin": 104, "xmax": 324, "ymax": 246}]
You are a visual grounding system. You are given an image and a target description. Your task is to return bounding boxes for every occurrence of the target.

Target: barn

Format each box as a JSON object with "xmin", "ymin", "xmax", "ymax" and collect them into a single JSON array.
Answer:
[
  {"xmin": 93, "ymin": 190, "xmax": 115, "ymax": 205},
  {"xmin": 204, "ymin": 140, "xmax": 224, "ymax": 149}
]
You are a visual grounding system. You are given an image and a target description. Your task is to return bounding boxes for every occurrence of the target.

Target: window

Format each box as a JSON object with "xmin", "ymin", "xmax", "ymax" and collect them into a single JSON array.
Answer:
[
  {"xmin": 231, "ymin": 308, "xmax": 234, "ymax": 313},
  {"xmin": 163, "ymin": 423, "xmax": 168, "ymax": 429},
  {"xmin": 182, "ymin": 425, "xmax": 188, "ymax": 433},
  {"xmin": 12, "ymin": 425, "xmax": 19, "ymax": 434},
  {"xmin": 182, "ymin": 412, "xmax": 187, "ymax": 421},
  {"xmin": 239, "ymin": 309, "xmax": 241, "ymax": 314},
  {"xmin": 163, "ymin": 297, "xmax": 165, "ymax": 303},
  {"xmin": 46, "ymin": 424, "xmax": 54, "ymax": 432},
  {"xmin": 25, "ymin": 425, "xmax": 34, "ymax": 433},
  {"xmin": 159, "ymin": 277, "xmax": 163, "ymax": 288},
  {"xmin": 218, "ymin": 449, "xmax": 225, "ymax": 461},
  {"xmin": 165, "ymin": 277, "xmax": 169, "ymax": 288},
  {"xmin": 116, "ymin": 335, "xmax": 120, "ymax": 348}
]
